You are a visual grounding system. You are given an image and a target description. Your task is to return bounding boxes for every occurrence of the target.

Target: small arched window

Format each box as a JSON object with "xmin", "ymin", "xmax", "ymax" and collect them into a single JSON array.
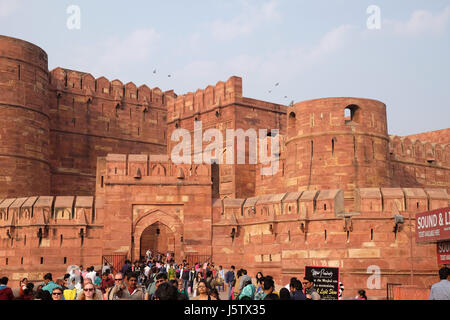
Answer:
[
  {"xmin": 344, "ymin": 105, "xmax": 361, "ymax": 124},
  {"xmin": 288, "ymin": 112, "xmax": 296, "ymax": 136}
]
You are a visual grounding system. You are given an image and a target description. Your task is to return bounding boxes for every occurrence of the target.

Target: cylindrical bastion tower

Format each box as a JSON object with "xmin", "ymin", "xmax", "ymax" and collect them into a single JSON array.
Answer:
[
  {"xmin": 285, "ymin": 97, "xmax": 392, "ymax": 201},
  {"xmin": 0, "ymin": 35, "xmax": 50, "ymax": 198}
]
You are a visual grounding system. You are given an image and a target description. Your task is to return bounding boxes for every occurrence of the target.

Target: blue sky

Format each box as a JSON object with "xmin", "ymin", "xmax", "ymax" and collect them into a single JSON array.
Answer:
[{"xmin": 1, "ymin": 0, "xmax": 449, "ymax": 136}]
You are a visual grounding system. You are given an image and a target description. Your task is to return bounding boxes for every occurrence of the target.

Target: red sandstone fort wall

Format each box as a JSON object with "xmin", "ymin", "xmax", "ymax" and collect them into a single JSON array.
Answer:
[
  {"xmin": 284, "ymin": 98, "xmax": 392, "ymax": 205},
  {"xmin": 96, "ymin": 154, "xmax": 213, "ymax": 261},
  {"xmin": 406, "ymin": 128, "xmax": 450, "ymax": 145},
  {"xmin": 255, "ymin": 134, "xmax": 287, "ymax": 196},
  {"xmin": 0, "ymin": 36, "xmax": 51, "ymax": 198},
  {"xmin": 389, "ymin": 135, "xmax": 450, "ymax": 193},
  {"xmin": 212, "ymin": 187, "xmax": 449, "ymax": 299},
  {"xmin": 48, "ymin": 68, "xmax": 167, "ymax": 196},
  {"xmin": 0, "ymin": 195, "xmax": 102, "ymax": 284},
  {"xmin": 166, "ymin": 76, "xmax": 287, "ymax": 199},
  {"xmin": 1, "ymin": 35, "xmax": 449, "ymax": 299},
  {"xmin": 166, "ymin": 77, "xmax": 241, "ymax": 199}
]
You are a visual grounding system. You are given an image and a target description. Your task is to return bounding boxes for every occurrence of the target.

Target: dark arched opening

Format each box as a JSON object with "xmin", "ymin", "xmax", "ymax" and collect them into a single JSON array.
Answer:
[
  {"xmin": 344, "ymin": 105, "xmax": 361, "ymax": 124},
  {"xmin": 140, "ymin": 222, "xmax": 175, "ymax": 260}
]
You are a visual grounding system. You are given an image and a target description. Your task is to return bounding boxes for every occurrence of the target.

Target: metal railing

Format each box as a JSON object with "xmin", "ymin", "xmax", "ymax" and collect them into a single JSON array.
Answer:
[
  {"xmin": 102, "ymin": 254, "xmax": 127, "ymax": 274},
  {"xmin": 386, "ymin": 283, "xmax": 402, "ymax": 300},
  {"xmin": 185, "ymin": 254, "xmax": 212, "ymax": 267}
]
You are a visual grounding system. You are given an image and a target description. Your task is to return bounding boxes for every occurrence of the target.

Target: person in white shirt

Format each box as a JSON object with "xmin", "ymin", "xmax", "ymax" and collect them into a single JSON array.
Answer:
[
  {"xmin": 144, "ymin": 264, "xmax": 151, "ymax": 278},
  {"xmin": 86, "ymin": 266, "xmax": 97, "ymax": 284},
  {"xmin": 179, "ymin": 265, "xmax": 184, "ymax": 279},
  {"xmin": 429, "ymin": 267, "xmax": 450, "ymax": 300}
]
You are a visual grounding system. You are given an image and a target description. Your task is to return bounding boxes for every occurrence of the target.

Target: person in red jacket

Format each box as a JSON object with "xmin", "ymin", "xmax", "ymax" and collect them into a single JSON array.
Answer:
[{"xmin": 0, "ymin": 277, "xmax": 14, "ymax": 300}]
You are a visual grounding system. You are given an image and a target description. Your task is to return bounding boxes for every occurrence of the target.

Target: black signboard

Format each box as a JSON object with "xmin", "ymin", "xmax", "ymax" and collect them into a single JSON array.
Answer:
[{"xmin": 304, "ymin": 266, "xmax": 340, "ymax": 300}]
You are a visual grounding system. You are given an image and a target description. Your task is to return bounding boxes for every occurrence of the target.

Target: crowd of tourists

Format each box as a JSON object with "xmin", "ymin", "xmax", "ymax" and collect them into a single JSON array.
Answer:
[{"xmin": 1, "ymin": 255, "xmax": 449, "ymax": 300}]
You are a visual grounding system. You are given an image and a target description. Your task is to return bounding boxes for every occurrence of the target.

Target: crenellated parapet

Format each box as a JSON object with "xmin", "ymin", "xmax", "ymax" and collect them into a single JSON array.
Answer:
[
  {"xmin": 48, "ymin": 67, "xmax": 168, "ymax": 146},
  {"xmin": 389, "ymin": 135, "xmax": 450, "ymax": 167},
  {"xmin": 166, "ymin": 76, "xmax": 243, "ymax": 122},
  {"xmin": 389, "ymin": 135, "xmax": 450, "ymax": 191},
  {"xmin": 97, "ymin": 154, "xmax": 212, "ymax": 188},
  {"xmin": 406, "ymin": 128, "xmax": 450, "ymax": 145},
  {"xmin": 47, "ymin": 68, "xmax": 168, "ymax": 196},
  {"xmin": 217, "ymin": 187, "xmax": 449, "ymax": 227},
  {"xmin": 0, "ymin": 194, "xmax": 103, "ymax": 282},
  {"xmin": 218, "ymin": 189, "xmax": 345, "ymax": 226},
  {"xmin": 0, "ymin": 195, "xmax": 99, "ymax": 242},
  {"xmin": 356, "ymin": 187, "xmax": 448, "ymax": 214},
  {"xmin": 49, "ymin": 67, "xmax": 166, "ymax": 108}
]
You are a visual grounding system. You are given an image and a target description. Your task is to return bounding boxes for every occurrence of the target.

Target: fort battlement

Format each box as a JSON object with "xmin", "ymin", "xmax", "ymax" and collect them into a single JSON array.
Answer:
[
  {"xmin": 166, "ymin": 76, "xmax": 243, "ymax": 122},
  {"xmin": 166, "ymin": 76, "xmax": 287, "ymax": 124},
  {"xmin": 1, "ymin": 35, "xmax": 449, "ymax": 298},
  {"xmin": 0, "ymin": 195, "xmax": 101, "ymax": 281},
  {"xmin": 48, "ymin": 67, "xmax": 168, "ymax": 147},
  {"xmin": 406, "ymin": 128, "xmax": 450, "ymax": 145},
  {"xmin": 212, "ymin": 187, "xmax": 448, "ymax": 288},
  {"xmin": 390, "ymin": 135, "xmax": 450, "ymax": 167},
  {"xmin": 389, "ymin": 135, "xmax": 450, "ymax": 192},
  {"xmin": 45, "ymin": 68, "xmax": 169, "ymax": 196},
  {"xmin": 49, "ymin": 67, "xmax": 167, "ymax": 108},
  {"xmin": 215, "ymin": 188, "xmax": 448, "ymax": 224},
  {"xmin": 96, "ymin": 154, "xmax": 212, "ymax": 189},
  {"xmin": 0, "ymin": 195, "xmax": 98, "ymax": 229}
]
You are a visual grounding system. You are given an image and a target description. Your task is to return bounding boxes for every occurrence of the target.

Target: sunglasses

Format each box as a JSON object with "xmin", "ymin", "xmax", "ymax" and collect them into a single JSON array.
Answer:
[
  {"xmin": 52, "ymin": 292, "xmax": 62, "ymax": 295},
  {"xmin": 83, "ymin": 288, "xmax": 95, "ymax": 291},
  {"xmin": 115, "ymin": 278, "xmax": 123, "ymax": 281}
]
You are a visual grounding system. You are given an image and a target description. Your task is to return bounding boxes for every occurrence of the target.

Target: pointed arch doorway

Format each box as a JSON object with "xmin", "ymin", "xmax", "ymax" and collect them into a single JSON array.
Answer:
[
  {"xmin": 139, "ymin": 222, "xmax": 175, "ymax": 260},
  {"xmin": 132, "ymin": 209, "xmax": 184, "ymax": 262}
]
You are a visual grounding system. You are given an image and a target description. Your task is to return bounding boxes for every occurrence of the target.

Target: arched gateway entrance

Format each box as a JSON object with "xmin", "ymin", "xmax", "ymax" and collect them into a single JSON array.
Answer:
[
  {"xmin": 132, "ymin": 209, "xmax": 184, "ymax": 262},
  {"xmin": 140, "ymin": 222, "xmax": 175, "ymax": 260}
]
